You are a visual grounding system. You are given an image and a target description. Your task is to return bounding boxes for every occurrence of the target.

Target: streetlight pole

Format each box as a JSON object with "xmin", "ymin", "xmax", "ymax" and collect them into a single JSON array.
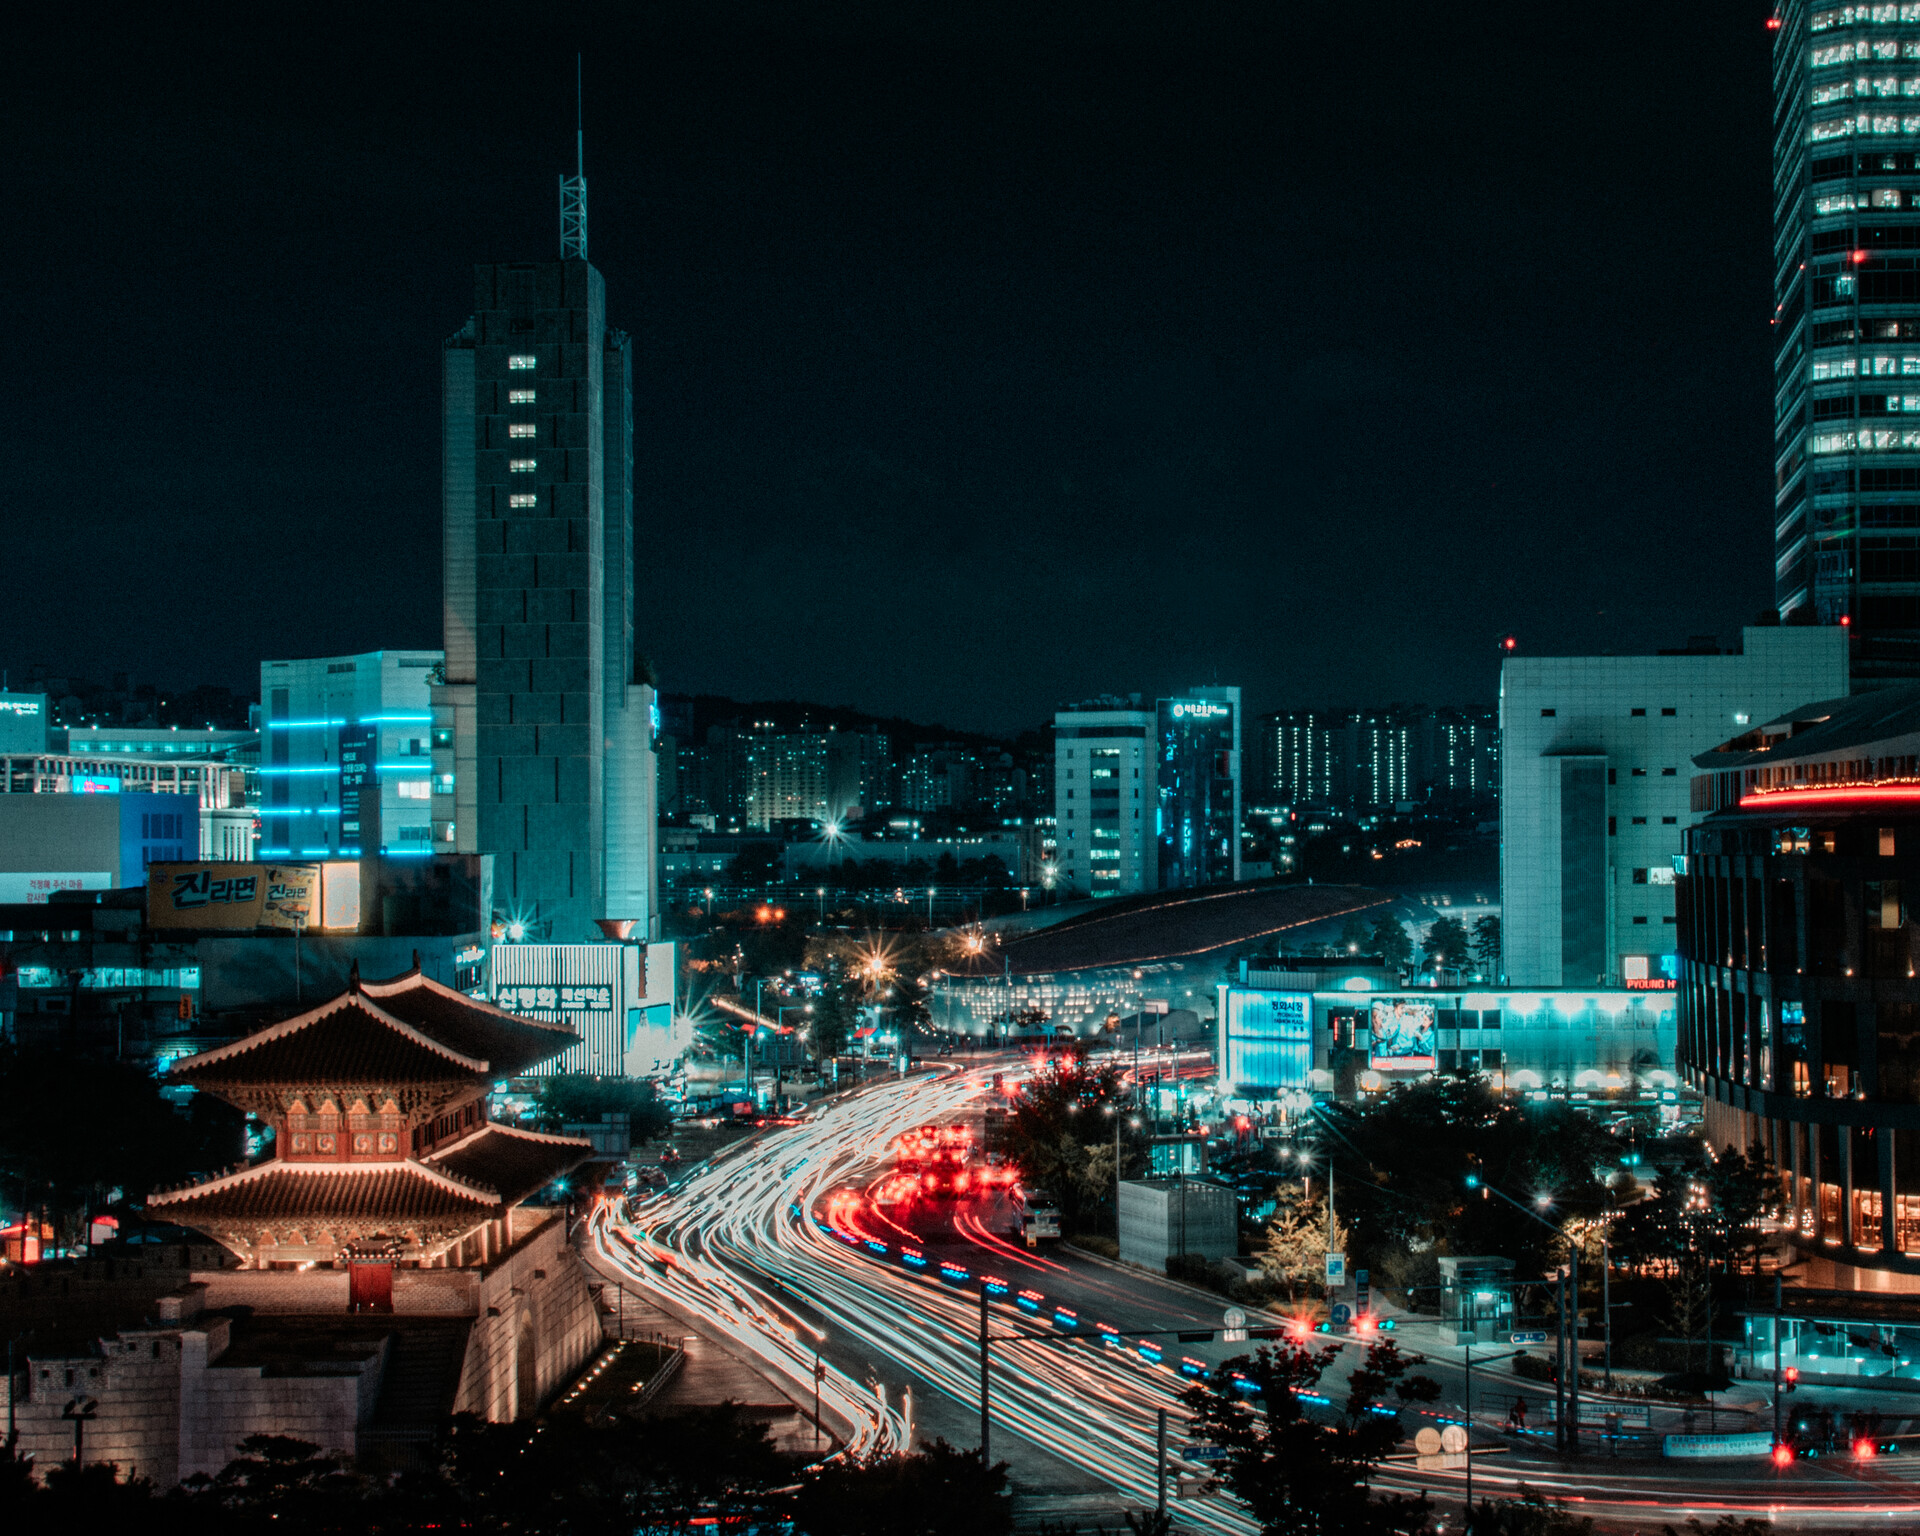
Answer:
[
  {"xmin": 1602, "ymin": 1236, "xmax": 1612, "ymax": 1393},
  {"xmin": 979, "ymin": 1288, "xmax": 991, "ymax": 1464},
  {"xmin": 1468, "ymin": 1176, "xmax": 1582, "ymax": 1456},
  {"xmin": 1155, "ymin": 1407, "xmax": 1169, "ymax": 1517}
]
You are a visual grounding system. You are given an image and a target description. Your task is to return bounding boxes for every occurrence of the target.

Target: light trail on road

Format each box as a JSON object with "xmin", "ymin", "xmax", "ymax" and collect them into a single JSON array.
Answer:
[
  {"xmin": 588, "ymin": 1064, "xmax": 1920, "ymax": 1531},
  {"xmin": 591, "ymin": 1064, "xmax": 1260, "ymax": 1534}
]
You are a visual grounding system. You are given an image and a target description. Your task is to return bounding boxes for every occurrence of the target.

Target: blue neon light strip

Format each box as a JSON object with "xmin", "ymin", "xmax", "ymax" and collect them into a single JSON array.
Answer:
[
  {"xmin": 266, "ymin": 719, "xmax": 345, "ymax": 730},
  {"xmin": 258, "ymin": 767, "xmax": 336, "ymax": 776},
  {"xmin": 374, "ymin": 762, "xmax": 432, "ymax": 773},
  {"xmin": 359, "ymin": 713, "xmax": 432, "ymax": 724},
  {"xmin": 381, "ymin": 848, "xmax": 433, "ymax": 857},
  {"xmin": 257, "ymin": 808, "xmax": 340, "ymax": 817}
]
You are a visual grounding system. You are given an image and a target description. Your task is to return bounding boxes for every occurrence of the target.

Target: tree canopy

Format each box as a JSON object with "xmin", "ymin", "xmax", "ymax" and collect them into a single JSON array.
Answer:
[
  {"xmin": 530, "ymin": 1075, "xmax": 674, "ymax": 1145},
  {"xmin": 1003, "ymin": 1054, "xmax": 1141, "ymax": 1234},
  {"xmin": 1182, "ymin": 1336, "xmax": 1437, "ymax": 1536}
]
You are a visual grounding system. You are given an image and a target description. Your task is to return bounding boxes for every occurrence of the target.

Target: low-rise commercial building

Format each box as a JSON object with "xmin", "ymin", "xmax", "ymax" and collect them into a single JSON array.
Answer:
[{"xmin": 1213, "ymin": 957, "xmax": 1680, "ymax": 1116}]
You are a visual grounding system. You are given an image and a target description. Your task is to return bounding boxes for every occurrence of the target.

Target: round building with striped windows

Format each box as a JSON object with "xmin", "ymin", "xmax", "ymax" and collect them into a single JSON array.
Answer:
[{"xmin": 1681, "ymin": 684, "xmax": 1920, "ymax": 1279}]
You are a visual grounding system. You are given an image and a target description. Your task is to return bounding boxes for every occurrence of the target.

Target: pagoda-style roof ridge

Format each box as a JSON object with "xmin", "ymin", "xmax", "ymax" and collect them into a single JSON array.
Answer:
[
  {"xmin": 358, "ymin": 967, "xmax": 578, "ymax": 1039},
  {"xmin": 423, "ymin": 1122, "xmax": 596, "ymax": 1208},
  {"xmin": 426, "ymin": 1121, "xmax": 596, "ymax": 1160},
  {"xmin": 170, "ymin": 991, "xmax": 493, "ymax": 1080},
  {"xmin": 147, "ymin": 1154, "xmax": 509, "ymax": 1210}
]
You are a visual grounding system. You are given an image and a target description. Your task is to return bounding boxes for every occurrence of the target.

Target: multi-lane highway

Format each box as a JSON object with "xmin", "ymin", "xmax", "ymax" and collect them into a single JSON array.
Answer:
[{"xmin": 587, "ymin": 1060, "xmax": 1920, "ymax": 1530}]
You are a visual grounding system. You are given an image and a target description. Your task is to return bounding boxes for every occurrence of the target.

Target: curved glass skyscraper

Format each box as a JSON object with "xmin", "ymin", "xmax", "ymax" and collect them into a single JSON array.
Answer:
[{"xmin": 1777, "ymin": 1, "xmax": 1920, "ymax": 677}]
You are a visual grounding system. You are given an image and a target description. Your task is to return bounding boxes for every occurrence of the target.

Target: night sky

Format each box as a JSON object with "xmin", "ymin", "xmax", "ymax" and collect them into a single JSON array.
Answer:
[{"xmin": 12, "ymin": 4, "xmax": 1775, "ymax": 734}]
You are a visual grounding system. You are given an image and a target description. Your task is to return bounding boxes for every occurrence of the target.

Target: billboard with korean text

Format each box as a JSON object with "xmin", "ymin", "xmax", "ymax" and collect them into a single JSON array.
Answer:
[{"xmin": 146, "ymin": 862, "xmax": 318, "ymax": 931}]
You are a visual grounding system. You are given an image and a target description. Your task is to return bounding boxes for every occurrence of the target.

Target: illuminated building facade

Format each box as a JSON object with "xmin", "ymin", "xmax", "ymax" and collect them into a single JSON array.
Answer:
[
  {"xmin": 1156, "ymin": 686, "xmax": 1241, "ymax": 889},
  {"xmin": 1501, "ymin": 626, "xmax": 1847, "ymax": 989},
  {"xmin": 433, "ymin": 239, "xmax": 656, "ymax": 939},
  {"xmin": 1682, "ymin": 683, "xmax": 1920, "ymax": 1275},
  {"xmin": 1053, "ymin": 701, "xmax": 1156, "ymax": 898},
  {"xmin": 259, "ymin": 651, "xmax": 441, "ymax": 859},
  {"xmin": 1265, "ymin": 710, "xmax": 1336, "ymax": 806},
  {"xmin": 736, "ymin": 729, "xmax": 830, "ymax": 829},
  {"xmin": 1776, "ymin": 1, "xmax": 1920, "ymax": 676}
]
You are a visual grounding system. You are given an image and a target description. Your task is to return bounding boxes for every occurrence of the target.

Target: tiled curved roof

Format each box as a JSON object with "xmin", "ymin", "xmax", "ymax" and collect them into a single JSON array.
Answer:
[
  {"xmin": 425, "ymin": 1123, "xmax": 593, "ymax": 1206},
  {"xmin": 947, "ymin": 882, "xmax": 1387, "ymax": 977},
  {"xmin": 146, "ymin": 1160, "xmax": 499, "ymax": 1222},
  {"xmin": 362, "ymin": 971, "xmax": 577, "ymax": 1077},
  {"xmin": 170, "ymin": 969, "xmax": 578, "ymax": 1088}
]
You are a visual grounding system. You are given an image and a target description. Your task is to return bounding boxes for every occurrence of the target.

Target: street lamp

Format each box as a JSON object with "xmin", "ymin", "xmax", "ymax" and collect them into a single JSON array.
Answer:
[{"xmin": 1467, "ymin": 1174, "xmax": 1581, "ymax": 1456}]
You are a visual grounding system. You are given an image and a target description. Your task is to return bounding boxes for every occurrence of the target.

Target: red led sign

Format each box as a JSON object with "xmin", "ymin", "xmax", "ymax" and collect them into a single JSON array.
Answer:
[{"xmin": 1739, "ymin": 784, "xmax": 1920, "ymax": 810}]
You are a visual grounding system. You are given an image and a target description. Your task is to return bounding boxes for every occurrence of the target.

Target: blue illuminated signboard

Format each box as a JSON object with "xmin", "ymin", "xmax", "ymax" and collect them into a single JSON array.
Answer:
[
  {"xmin": 1223, "ymin": 987, "xmax": 1312, "ymax": 1092},
  {"xmin": 338, "ymin": 724, "xmax": 376, "ymax": 849}
]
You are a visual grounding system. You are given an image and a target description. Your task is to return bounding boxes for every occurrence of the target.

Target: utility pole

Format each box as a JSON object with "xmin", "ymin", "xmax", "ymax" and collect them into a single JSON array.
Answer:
[
  {"xmin": 1566, "ymin": 1244, "xmax": 1582, "ymax": 1451},
  {"xmin": 1602, "ymin": 1236, "xmax": 1613, "ymax": 1392},
  {"xmin": 1552, "ymin": 1274, "xmax": 1566, "ymax": 1455},
  {"xmin": 1772, "ymin": 1273, "xmax": 1783, "ymax": 1450},
  {"xmin": 1567, "ymin": 1243, "xmax": 1580, "ymax": 1456}
]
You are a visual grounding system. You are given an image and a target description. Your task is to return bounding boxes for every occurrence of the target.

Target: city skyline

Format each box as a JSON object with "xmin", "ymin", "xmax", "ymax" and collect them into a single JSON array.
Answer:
[{"xmin": 15, "ymin": 6, "xmax": 1779, "ymax": 733}]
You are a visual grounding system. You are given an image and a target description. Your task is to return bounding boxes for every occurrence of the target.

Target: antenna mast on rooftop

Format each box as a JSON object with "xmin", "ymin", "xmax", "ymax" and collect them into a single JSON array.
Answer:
[{"xmin": 559, "ymin": 53, "xmax": 588, "ymax": 260}]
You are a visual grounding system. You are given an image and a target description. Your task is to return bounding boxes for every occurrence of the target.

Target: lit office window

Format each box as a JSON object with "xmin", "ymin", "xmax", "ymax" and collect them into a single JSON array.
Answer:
[
  {"xmin": 509, "ymin": 423, "xmax": 536, "ymax": 438},
  {"xmin": 509, "ymin": 493, "xmax": 537, "ymax": 508},
  {"xmin": 508, "ymin": 355, "xmax": 537, "ymax": 370},
  {"xmin": 509, "ymin": 389, "xmax": 536, "ymax": 403},
  {"xmin": 509, "ymin": 458, "xmax": 537, "ymax": 472},
  {"xmin": 396, "ymin": 780, "xmax": 431, "ymax": 800}
]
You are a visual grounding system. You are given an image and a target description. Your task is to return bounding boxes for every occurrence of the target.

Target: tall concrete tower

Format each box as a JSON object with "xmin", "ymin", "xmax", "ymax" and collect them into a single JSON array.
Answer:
[{"xmin": 433, "ymin": 117, "xmax": 656, "ymax": 942}]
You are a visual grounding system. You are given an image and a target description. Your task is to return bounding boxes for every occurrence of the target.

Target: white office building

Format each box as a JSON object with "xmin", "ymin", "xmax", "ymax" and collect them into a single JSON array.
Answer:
[
  {"xmin": 1500, "ymin": 625, "xmax": 1848, "ymax": 988},
  {"xmin": 259, "ymin": 651, "xmax": 443, "ymax": 859},
  {"xmin": 1054, "ymin": 701, "xmax": 1157, "ymax": 898}
]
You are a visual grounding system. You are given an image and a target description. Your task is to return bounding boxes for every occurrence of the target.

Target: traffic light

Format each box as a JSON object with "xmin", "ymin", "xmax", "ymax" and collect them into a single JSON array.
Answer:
[
  {"xmin": 1464, "ymin": 1174, "xmax": 1479, "ymax": 1187},
  {"xmin": 1854, "ymin": 1437, "xmax": 1877, "ymax": 1462},
  {"xmin": 1782, "ymin": 1366, "xmax": 1799, "ymax": 1393},
  {"xmin": 1771, "ymin": 1442, "xmax": 1795, "ymax": 1468}
]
